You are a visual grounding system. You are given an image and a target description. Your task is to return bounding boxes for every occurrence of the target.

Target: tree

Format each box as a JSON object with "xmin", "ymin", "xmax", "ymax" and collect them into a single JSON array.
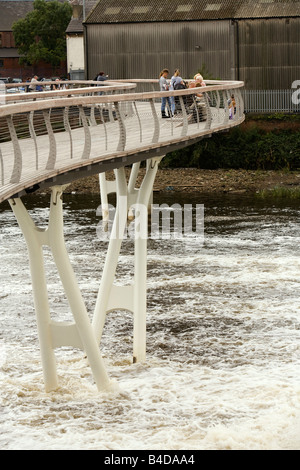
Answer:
[{"xmin": 12, "ymin": 0, "xmax": 72, "ymax": 70}]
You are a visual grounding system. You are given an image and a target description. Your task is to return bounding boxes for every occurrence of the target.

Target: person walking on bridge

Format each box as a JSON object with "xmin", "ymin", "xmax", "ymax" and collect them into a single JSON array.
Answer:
[
  {"xmin": 28, "ymin": 75, "xmax": 38, "ymax": 92},
  {"xmin": 159, "ymin": 68, "xmax": 172, "ymax": 118}
]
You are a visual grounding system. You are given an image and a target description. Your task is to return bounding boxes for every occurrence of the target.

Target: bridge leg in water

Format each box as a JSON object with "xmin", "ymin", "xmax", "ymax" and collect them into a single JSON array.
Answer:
[
  {"xmin": 9, "ymin": 186, "xmax": 111, "ymax": 393},
  {"xmin": 93, "ymin": 157, "xmax": 163, "ymax": 363}
]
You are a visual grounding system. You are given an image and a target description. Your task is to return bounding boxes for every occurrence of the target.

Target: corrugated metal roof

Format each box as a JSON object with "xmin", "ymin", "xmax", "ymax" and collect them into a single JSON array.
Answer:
[
  {"xmin": 238, "ymin": 0, "xmax": 300, "ymax": 18},
  {"xmin": 85, "ymin": 0, "xmax": 300, "ymax": 24},
  {"xmin": 0, "ymin": 1, "xmax": 34, "ymax": 30}
]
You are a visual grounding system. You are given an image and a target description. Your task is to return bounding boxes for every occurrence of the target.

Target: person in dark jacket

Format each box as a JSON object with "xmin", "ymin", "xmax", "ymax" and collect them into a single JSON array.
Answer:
[{"xmin": 96, "ymin": 72, "xmax": 108, "ymax": 94}]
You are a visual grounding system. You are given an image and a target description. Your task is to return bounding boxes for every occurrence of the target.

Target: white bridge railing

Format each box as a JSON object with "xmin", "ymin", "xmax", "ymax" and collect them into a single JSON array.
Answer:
[{"xmin": 0, "ymin": 79, "xmax": 245, "ymax": 204}]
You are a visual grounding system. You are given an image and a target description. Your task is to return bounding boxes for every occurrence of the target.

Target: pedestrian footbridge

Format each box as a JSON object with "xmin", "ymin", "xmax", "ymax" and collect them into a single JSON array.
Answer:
[{"xmin": 0, "ymin": 79, "xmax": 245, "ymax": 392}]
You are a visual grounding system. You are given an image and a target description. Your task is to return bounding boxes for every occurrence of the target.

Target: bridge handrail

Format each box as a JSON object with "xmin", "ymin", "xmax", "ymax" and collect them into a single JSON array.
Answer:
[
  {"xmin": 0, "ymin": 80, "xmax": 244, "ymax": 117},
  {"xmin": 1, "ymin": 80, "xmax": 137, "ymax": 104},
  {"xmin": 2, "ymin": 79, "xmax": 135, "ymax": 89}
]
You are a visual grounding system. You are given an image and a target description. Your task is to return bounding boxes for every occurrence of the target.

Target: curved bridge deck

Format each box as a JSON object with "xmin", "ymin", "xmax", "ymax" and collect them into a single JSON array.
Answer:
[{"xmin": 0, "ymin": 80, "xmax": 244, "ymax": 204}]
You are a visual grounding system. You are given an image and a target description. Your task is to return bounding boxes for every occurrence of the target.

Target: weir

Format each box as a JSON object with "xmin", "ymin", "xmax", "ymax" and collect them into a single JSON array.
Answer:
[{"xmin": 0, "ymin": 79, "xmax": 245, "ymax": 391}]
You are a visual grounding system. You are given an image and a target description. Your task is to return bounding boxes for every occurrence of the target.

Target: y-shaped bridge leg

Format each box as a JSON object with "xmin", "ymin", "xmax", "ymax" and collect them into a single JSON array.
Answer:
[
  {"xmin": 93, "ymin": 157, "xmax": 162, "ymax": 363},
  {"xmin": 9, "ymin": 186, "xmax": 111, "ymax": 392}
]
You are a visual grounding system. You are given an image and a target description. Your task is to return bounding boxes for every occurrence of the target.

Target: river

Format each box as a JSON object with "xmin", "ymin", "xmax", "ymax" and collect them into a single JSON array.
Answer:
[{"xmin": 0, "ymin": 191, "xmax": 299, "ymax": 450}]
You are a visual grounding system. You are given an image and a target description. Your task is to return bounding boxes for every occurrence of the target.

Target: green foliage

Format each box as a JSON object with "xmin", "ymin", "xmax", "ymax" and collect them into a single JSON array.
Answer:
[
  {"xmin": 246, "ymin": 113, "xmax": 300, "ymax": 123},
  {"xmin": 256, "ymin": 186, "xmax": 300, "ymax": 199},
  {"xmin": 12, "ymin": 0, "xmax": 72, "ymax": 68},
  {"xmin": 162, "ymin": 117, "xmax": 300, "ymax": 171}
]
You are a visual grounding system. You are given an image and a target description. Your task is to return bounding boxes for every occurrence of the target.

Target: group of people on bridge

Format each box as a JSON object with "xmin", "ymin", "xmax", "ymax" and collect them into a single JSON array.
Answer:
[
  {"xmin": 26, "ymin": 75, "xmax": 66, "ymax": 92},
  {"xmin": 159, "ymin": 68, "xmax": 207, "ymax": 120},
  {"xmin": 159, "ymin": 67, "xmax": 236, "ymax": 120}
]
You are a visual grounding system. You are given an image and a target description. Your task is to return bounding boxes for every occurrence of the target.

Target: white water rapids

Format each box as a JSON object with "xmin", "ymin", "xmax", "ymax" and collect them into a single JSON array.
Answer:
[{"xmin": 0, "ymin": 192, "xmax": 299, "ymax": 450}]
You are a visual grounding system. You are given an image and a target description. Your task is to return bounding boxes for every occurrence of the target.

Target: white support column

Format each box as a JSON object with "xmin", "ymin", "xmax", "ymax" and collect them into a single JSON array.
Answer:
[
  {"xmin": 9, "ymin": 186, "xmax": 111, "ymax": 393},
  {"xmin": 94, "ymin": 157, "xmax": 163, "ymax": 363},
  {"xmin": 132, "ymin": 158, "xmax": 161, "ymax": 363},
  {"xmin": 128, "ymin": 162, "xmax": 141, "ymax": 194},
  {"xmin": 99, "ymin": 173, "xmax": 116, "ymax": 222},
  {"xmin": 93, "ymin": 167, "xmax": 129, "ymax": 342},
  {"xmin": 47, "ymin": 187, "xmax": 111, "ymax": 392},
  {"xmin": 8, "ymin": 158, "xmax": 163, "ymax": 391},
  {"xmin": 99, "ymin": 162, "xmax": 141, "ymax": 222},
  {"xmin": 9, "ymin": 197, "xmax": 58, "ymax": 392}
]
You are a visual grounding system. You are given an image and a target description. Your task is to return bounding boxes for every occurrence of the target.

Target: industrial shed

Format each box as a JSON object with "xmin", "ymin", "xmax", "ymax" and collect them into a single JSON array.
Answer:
[{"xmin": 84, "ymin": 0, "xmax": 300, "ymax": 97}]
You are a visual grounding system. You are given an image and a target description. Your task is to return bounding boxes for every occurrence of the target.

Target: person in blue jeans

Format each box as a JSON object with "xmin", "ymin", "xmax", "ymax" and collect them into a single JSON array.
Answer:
[
  {"xmin": 159, "ymin": 68, "xmax": 172, "ymax": 118},
  {"xmin": 170, "ymin": 69, "xmax": 183, "ymax": 115}
]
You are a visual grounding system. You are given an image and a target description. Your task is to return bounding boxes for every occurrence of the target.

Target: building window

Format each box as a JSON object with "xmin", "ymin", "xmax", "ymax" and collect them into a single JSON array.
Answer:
[
  {"xmin": 0, "ymin": 33, "xmax": 2, "ymax": 47},
  {"xmin": 104, "ymin": 7, "xmax": 121, "ymax": 15},
  {"xmin": 176, "ymin": 5, "xmax": 192, "ymax": 12},
  {"xmin": 0, "ymin": 60, "xmax": 3, "ymax": 67}
]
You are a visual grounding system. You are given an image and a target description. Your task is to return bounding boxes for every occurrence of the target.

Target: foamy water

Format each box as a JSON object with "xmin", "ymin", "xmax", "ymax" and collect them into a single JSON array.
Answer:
[{"xmin": 0, "ymin": 193, "xmax": 299, "ymax": 450}]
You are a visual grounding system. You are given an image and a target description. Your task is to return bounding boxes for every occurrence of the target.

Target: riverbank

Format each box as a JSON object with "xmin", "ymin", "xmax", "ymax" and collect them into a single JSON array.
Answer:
[
  {"xmin": 159, "ymin": 114, "xmax": 300, "ymax": 171},
  {"xmin": 65, "ymin": 168, "xmax": 300, "ymax": 195},
  {"xmin": 45, "ymin": 114, "xmax": 300, "ymax": 197}
]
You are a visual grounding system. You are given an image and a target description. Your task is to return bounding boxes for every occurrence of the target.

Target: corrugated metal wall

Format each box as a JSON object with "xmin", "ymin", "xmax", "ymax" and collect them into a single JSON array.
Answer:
[
  {"xmin": 86, "ymin": 21, "xmax": 233, "ymax": 82},
  {"xmin": 238, "ymin": 18, "xmax": 300, "ymax": 90},
  {"xmin": 85, "ymin": 17, "xmax": 300, "ymax": 91}
]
